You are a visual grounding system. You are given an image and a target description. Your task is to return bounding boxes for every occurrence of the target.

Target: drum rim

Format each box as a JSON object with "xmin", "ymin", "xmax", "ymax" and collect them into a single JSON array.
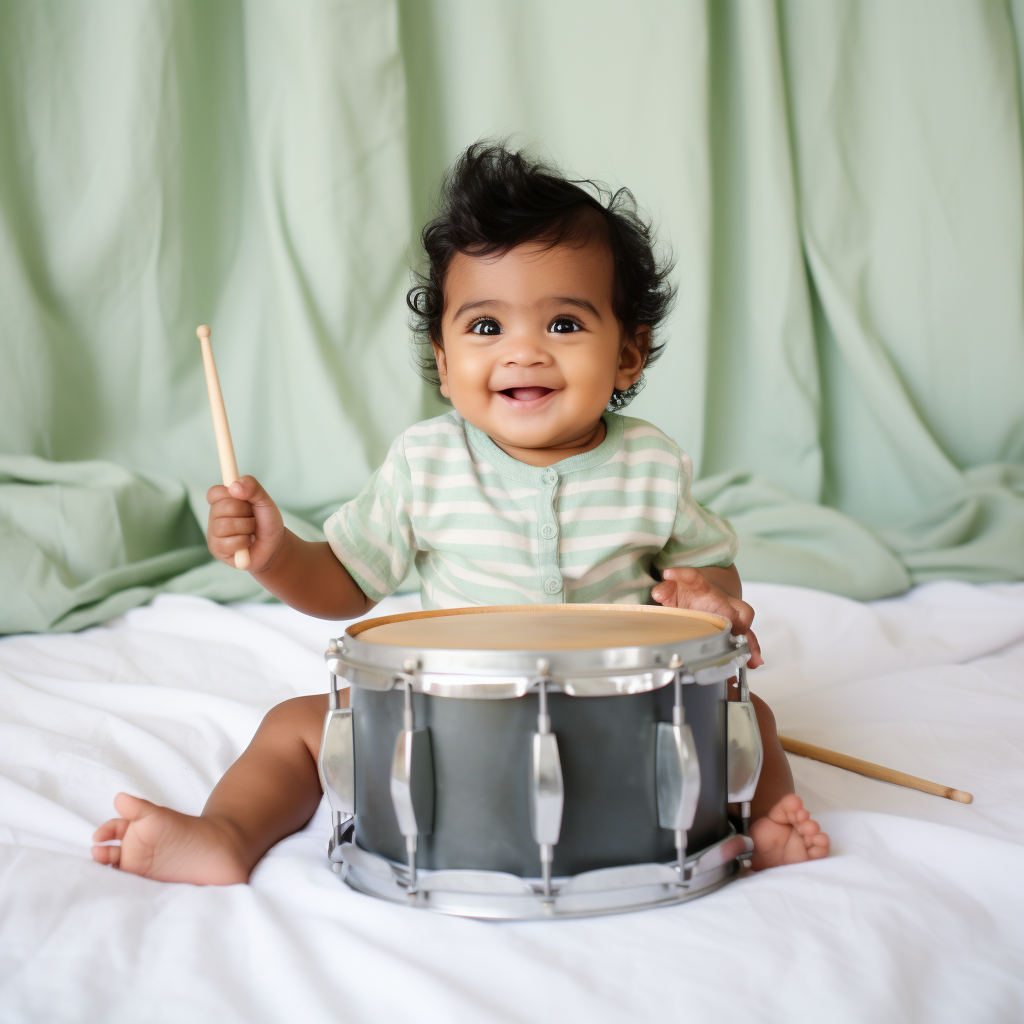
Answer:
[
  {"xmin": 329, "ymin": 604, "xmax": 745, "ymax": 697},
  {"xmin": 347, "ymin": 602, "xmax": 730, "ymax": 642},
  {"xmin": 332, "ymin": 829, "xmax": 751, "ymax": 920}
]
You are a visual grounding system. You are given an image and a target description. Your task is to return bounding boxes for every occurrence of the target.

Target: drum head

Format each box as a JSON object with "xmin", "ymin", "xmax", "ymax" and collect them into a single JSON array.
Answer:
[{"xmin": 350, "ymin": 604, "xmax": 726, "ymax": 651}]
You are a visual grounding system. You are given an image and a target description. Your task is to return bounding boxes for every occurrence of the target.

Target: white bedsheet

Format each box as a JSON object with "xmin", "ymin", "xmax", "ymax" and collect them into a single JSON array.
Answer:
[{"xmin": 1, "ymin": 581, "xmax": 1022, "ymax": 1024}]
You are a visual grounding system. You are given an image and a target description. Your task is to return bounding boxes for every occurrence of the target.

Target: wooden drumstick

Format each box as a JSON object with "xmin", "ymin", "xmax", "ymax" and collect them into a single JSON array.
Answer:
[
  {"xmin": 197, "ymin": 325, "xmax": 250, "ymax": 570},
  {"xmin": 779, "ymin": 735, "xmax": 973, "ymax": 803}
]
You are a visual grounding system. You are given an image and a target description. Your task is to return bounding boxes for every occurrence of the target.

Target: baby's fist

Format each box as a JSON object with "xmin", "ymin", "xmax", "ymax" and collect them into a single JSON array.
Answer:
[{"xmin": 206, "ymin": 476, "xmax": 284, "ymax": 573}]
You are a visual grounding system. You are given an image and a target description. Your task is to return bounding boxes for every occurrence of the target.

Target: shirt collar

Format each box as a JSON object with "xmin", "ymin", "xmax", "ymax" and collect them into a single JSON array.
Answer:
[{"xmin": 461, "ymin": 412, "xmax": 624, "ymax": 485}]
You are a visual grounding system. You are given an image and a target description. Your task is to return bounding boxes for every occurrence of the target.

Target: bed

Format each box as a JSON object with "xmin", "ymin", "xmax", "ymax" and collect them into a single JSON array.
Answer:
[{"xmin": 2, "ymin": 580, "xmax": 1023, "ymax": 1023}]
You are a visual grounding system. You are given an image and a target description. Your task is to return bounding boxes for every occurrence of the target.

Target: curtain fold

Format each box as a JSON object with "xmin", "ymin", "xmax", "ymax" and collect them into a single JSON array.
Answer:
[{"xmin": 1, "ymin": 0, "xmax": 1021, "ymax": 633}]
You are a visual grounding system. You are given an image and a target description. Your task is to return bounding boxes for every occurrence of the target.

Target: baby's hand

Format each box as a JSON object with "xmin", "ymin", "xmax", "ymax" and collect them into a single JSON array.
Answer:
[
  {"xmin": 206, "ymin": 476, "xmax": 284, "ymax": 573},
  {"xmin": 651, "ymin": 567, "xmax": 763, "ymax": 668}
]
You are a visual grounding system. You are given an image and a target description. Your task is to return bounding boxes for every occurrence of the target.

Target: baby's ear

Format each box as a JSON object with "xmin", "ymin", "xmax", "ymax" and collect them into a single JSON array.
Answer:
[
  {"xmin": 432, "ymin": 342, "xmax": 450, "ymax": 398},
  {"xmin": 632, "ymin": 325, "xmax": 652, "ymax": 361},
  {"xmin": 616, "ymin": 328, "xmax": 649, "ymax": 388}
]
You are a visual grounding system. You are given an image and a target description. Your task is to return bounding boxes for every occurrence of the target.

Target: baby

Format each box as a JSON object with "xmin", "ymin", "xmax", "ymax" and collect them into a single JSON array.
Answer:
[{"xmin": 92, "ymin": 144, "xmax": 828, "ymax": 884}]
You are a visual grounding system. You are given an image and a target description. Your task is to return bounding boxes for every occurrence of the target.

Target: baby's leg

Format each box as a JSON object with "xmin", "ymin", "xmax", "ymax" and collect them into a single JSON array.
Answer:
[
  {"xmin": 92, "ymin": 693, "xmax": 332, "ymax": 884},
  {"xmin": 744, "ymin": 693, "xmax": 830, "ymax": 870}
]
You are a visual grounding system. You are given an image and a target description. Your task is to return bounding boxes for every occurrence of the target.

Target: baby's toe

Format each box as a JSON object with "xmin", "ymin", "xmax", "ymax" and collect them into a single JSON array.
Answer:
[
  {"xmin": 113, "ymin": 792, "xmax": 155, "ymax": 820},
  {"xmin": 91, "ymin": 843, "xmax": 121, "ymax": 866},
  {"xmin": 807, "ymin": 832, "xmax": 830, "ymax": 855},
  {"xmin": 92, "ymin": 817, "xmax": 128, "ymax": 843},
  {"xmin": 795, "ymin": 817, "xmax": 820, "ymax": 837},
  {"xmin": 770, "ymin": 793, "xmax": 804, "ymax": 824}
]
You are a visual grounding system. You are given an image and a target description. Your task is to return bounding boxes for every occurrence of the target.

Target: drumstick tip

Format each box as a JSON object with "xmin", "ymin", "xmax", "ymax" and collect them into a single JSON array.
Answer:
[
  {"xmin": 196, "ymin": 325, "xmax": 211, "ymax": 339},
  {"xmin": 949, "ymin": 789, "xmax": 973, "ymax": 804}
]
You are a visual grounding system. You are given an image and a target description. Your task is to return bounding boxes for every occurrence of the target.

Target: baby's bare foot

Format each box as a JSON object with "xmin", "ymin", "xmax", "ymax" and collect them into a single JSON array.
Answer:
[
  {"xmin": 749, "ymin": 793, "xmax": 830, "ymax": 871},
  {"xmin": 91, "ymin": 793, "xmax": 251, "ymax": 885}
]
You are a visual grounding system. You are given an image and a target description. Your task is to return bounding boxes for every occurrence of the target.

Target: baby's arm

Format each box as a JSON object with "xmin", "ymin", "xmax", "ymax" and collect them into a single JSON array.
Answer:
[
  {"xmin": 92, "ymin": 694, "xmax": 332, "ymax": 884},
  {"xmin": 208, "ymin": 476, "xmax": 375, "ymax": 619}
]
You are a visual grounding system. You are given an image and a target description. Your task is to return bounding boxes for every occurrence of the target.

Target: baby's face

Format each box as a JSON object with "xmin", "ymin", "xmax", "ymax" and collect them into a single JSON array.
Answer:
[{"xmin": 434, "ymin": 240, "xmax": 644, "ymax": 462}]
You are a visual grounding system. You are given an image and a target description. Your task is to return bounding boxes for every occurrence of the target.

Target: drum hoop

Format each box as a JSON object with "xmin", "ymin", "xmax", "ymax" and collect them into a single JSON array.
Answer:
[
  {"xmin": 346, "ymin": 602, "xmax": 728, "ymax": 638},
  {"xmin": 329, "ymin": 604, "xmax": 746, "ymax": 698},
  {"xmin": 333, "ymin": 829, "xmax": 752, "ymax": 919}
]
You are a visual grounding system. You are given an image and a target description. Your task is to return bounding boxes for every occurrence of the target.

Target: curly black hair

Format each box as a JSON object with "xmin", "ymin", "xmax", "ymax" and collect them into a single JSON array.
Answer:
[{"xmin": 407, "ymin": 143, "xmax": 676, "ymax": 410}]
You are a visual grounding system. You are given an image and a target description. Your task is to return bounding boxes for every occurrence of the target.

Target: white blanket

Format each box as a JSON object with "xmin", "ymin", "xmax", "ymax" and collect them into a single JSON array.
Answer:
[{"xmin": 1, "ymin": 582, "xmax": 1022, "ymax": 1024}]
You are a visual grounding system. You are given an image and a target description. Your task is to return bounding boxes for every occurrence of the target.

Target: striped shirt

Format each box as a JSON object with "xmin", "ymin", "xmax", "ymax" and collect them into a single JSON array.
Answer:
[{"xmin": 324, "ymin": 411, "xmax": 737, "ymax": 609}]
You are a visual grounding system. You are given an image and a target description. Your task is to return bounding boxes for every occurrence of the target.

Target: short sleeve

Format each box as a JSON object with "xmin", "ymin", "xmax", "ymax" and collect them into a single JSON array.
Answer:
[
  {"xmin": 652, "ymin": 452, "xmax": 738, "ymax": 572},
  {"xmin": 323, "ymin": 433, "xmax": 415, "ymax": 602}
]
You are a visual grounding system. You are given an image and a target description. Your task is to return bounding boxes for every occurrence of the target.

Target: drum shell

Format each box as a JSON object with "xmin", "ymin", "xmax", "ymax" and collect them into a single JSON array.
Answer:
[{"xmin": 351, "ymin": 682, "xmax": 729, "ymax": 878}]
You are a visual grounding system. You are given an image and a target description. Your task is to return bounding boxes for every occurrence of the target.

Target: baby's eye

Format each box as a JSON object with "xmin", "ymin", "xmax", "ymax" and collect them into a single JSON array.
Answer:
[
  {"xmin": 469, "ymin": 318, "xmax": 502, "ymax": 336},
  {"xmin": 550, "ymin": 317, "xmax": 582, "ymax": 334}
]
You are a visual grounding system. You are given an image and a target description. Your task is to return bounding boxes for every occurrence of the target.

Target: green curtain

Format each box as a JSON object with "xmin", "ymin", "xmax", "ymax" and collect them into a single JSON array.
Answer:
[{"xmin": 1, "ymin": 0, "xmax": 1022, "ymax": 633}]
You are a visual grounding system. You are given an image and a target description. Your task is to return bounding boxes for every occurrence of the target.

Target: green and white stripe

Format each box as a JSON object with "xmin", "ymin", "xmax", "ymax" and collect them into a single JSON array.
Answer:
[{"xmin": 324, "ymin": 411, "xmax": 737, "ymax": 609}]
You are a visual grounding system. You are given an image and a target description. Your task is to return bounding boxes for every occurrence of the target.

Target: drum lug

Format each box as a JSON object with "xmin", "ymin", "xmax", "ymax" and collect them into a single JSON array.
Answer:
[
  {"xmin": 655, "ymin": 720, "xmax": 701, "ymax": 832},
  {"xmin": 389, "ymin": 677, "xmax": 435, "ymax": 894},
  {"xmin": 655, "ymin": 720, "xmax": 702, "ymax": 880},
  {"xmin": 656, "ymin": 658, "xmax": 701, "ymax": 883},
  {"xmin": 529, "ymin": 665, "xmax": 564, "ymax": 899},
  {"xmin": 529, "ymin": 731, "xmax": 564, "ymax": 849},
  {"xmin": 318, "ymin": 704, "xmax": 356, "ymax": 847},
  {"xmin": 390, "ymin": 726, "xmax": 435, "ymax": 840},
  {"xmin": 727, "ymin": 687, "xmax": 763, "ymax": 812}
]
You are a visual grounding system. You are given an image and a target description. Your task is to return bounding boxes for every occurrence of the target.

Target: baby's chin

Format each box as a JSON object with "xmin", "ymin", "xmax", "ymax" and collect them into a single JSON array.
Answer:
[{"xmin": 464, "ymin": 406, "xmax": 607, "ymax": 461}]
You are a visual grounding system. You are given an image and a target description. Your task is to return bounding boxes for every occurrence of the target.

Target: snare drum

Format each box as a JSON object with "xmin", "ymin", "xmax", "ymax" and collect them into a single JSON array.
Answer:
[{"xmin": 318, "ymin": 604, "xmax": 762, "ymax": 919}]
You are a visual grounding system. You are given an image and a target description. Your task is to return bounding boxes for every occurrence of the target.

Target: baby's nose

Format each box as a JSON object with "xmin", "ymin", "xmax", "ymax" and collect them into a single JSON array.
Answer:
[{"xmin": 501, "ymin": 334, "xmax": 552, "ymax": 365}]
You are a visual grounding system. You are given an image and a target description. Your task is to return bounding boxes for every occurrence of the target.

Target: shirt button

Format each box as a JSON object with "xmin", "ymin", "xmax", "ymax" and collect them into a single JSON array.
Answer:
[
  {"xmin": 540, "ymin": 523, "xmax": 557, "ymax": 539},
  {"xmin": 543, "ymin": 470, "xmax": 558, "ymax": 485},
  {"xmin": 544, "ymin": 576, "xmax": 562, "ymax": 594}
]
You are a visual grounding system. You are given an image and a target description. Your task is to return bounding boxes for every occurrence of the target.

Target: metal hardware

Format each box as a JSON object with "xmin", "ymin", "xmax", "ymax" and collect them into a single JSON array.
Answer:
[
  {"xmin": 334, "ymin": 827, "xmax": 749, "ymax": 920},
  {"xmin": 389, "ymin": 674, "xmax": 435, "ymax": 894},
  {"xmin": 726, "ymin": 702, "xmax": 760, "ymax": 804},
  {"xmin": 338, "ymin": 668, "xmax": 690, "ymax": 699},
  {"xmin": 529, "ymin": 660, "xmax": 563, "ymax": 899},
  {"xmin": 559, "ymin": 862, "xmax": 681, "ymax": 894},
  {"xmin": 559, "ymin": 669, "xmax": 677, "ymax": 696},
  {"xmin": 691, "ymin": 831, "xmax": 753, "ymax": 872},
  {"xmin": 327, "ymin": 818, "xmax": 354, "ymax": 863},
  {"xmin": 693, "ymin": 652, "xmax": 749, "ymax": 684},
  {"xmin": 656, "ymin": 659, "xmax": 701, "ymax": 883},
  {"xmin": 558, "ymin": 836, "xmax": 750, "ymax": 894},
  {"xmin": 325, "ymin": 640, "xmax": 347, "ymax": 681},
  {"xmin": 340, "ymin": 837, "xmax": 399, "ymax": 880},
  {"xmin": 655, "ymin": 723, "xmax": 701, "ymax": 856},
  {"xmin": 413, "ymin": 673, "xmax": 535, "ymax": 699},
  {"xmin": 319, "ymin": 706, "xmax": 355, "ymax": 814},
  {"xmin": 416, "ymin": 870, "xmax": 535, "ymax": 895},
  {"xmin": 319, "ymin": 669, "xmax": 355, "ymax": 859},
  {"xmin": 727, "ymin": 667, "xmax": 762, "ymax": 837}
]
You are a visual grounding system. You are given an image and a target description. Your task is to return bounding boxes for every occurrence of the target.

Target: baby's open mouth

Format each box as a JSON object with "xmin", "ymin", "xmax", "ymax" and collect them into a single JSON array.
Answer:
[{"xmin": 500, "ymin": 387, "xmax": 555, "ymax": 402}]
